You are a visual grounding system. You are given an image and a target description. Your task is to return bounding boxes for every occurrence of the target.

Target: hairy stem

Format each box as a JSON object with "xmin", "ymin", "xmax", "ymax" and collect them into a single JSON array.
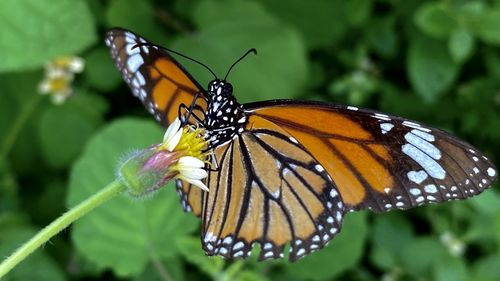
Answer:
[{"xmin": 0, "ymin": 180, "xmax": 126, "ymax": 278}]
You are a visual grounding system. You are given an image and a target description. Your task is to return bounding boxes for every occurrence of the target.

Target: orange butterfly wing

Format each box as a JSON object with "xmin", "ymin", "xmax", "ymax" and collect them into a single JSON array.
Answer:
[
  {"xmin": 201, "ymin": 115, "xmax": 344, "ymax": 261},
  {"xmin": 106, "ymin": 28, "xmax": 207, "ymax": 214},
  {"xmin": 245, "ymin": 100, "xmax": 498, "ymax": 212},
  {"xmin": 105, "ymin": 28, "xmax": 207, "ymax": 127}
]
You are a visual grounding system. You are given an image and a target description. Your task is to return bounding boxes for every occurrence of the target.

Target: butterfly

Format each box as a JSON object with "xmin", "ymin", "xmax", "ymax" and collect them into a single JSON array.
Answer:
[{"xmin": 105, "ymin": 28, "xmax": 498, "ymax": 261}]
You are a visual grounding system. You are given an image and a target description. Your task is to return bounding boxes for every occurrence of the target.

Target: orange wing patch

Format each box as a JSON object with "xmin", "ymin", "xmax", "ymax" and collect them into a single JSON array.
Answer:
[
  {"xmin": 249, "ymin": 107, "xmax": 395, "ymax": 208},
  {"xmin": 106, "ymin": 28, "xmax": 207, "ymax": 127},
  {"xmin": 201, "ymin": 117, "xmax": 345, "ymax": 261}
]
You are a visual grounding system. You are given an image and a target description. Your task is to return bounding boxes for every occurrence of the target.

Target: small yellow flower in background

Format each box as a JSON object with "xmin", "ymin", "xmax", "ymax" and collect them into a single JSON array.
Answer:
[
  {"xmin": 119, "ymin": 118, "xmax": 210, "ymax": 197},
  {"xmin": 51, "ymin": 56, "xmax": 85, "ymax": 73},
  {"xmin": 38, "ymin": 56, "xmax": 85, "ymax": 104}
]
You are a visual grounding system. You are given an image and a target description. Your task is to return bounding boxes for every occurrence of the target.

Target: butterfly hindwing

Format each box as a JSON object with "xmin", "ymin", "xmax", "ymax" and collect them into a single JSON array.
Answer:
[
  {"xmin": 201, "ymin": 115, "xmax": 344, "ymax": 261},
  {"xmin": 176, "ymin": 180, "xmax": 203, "ymax": 217},
  {"xmin": 245, "ymin": 100, "xmax": 498, "ymax": 212},
  {"xmin": 105, "ymin": 28, "xmax": 208, "ymax": 127}
]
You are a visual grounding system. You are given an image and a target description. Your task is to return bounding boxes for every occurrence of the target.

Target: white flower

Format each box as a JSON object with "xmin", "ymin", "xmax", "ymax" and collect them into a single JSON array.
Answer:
[
  {"xmin": 66, "ymin": 57, "xmax": 85, "ymax": 73},
  {"xmin": 440, "ymin": 231, "xmax": 465, "ymax": 257},
  {"xmin": 174, "ymin": 156, "xmax": 209, "ymax": 191},
  {"xmin": 162, "ymin": 118, "xmax": 183, "ymax": 151},
  {"xmin": 38, "ymin": 56, "xmax": 84, "ymax": 105},
  {"xmin": 51, "ymin": 56, "xmax": 85, "ymax": 73}
]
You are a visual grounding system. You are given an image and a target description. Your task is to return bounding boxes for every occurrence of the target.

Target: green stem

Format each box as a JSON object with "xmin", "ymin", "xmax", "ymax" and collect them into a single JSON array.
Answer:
[
  {"xmin": 0, "ymin": 94, "xmax": 43, "ymax": 159},
  {"xmin": 0, "ymin": 180, "xmax": 126, "ymax": 278}
]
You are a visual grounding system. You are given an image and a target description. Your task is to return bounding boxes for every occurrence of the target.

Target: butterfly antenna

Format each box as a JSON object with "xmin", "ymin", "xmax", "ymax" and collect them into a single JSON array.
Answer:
[
  {"xmin": 223, "ymin": 48, "xmax": 257, "ymax": 81},
  {"xmin": 133, "ymin": 43, "xmax": 217, "ymax": 79}
]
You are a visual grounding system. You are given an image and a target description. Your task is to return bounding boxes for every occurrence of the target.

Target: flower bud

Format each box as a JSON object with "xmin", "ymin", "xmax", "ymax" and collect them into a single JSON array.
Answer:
[
  {"xmin": 117, "ymin": 118, "xmax": 210, "ymax": 198},
  {"xmin": 118, "ymin": 146, "xmax": 180, "ymax": 197}
]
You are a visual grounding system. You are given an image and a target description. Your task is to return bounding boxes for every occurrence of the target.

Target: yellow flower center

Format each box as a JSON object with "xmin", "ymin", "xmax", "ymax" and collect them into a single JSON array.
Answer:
[
  {"xmin": 49, "ymin": 77, "xmax": 71, "ymax": 92},
  {"xmin": 158, "ymin": 125, "xmax": 208, "ymax": 161}
]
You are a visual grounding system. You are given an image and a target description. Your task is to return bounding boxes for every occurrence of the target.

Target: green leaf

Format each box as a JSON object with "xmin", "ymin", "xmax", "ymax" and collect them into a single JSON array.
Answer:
[
  {"xmin": 473, "ymin": 254, "xmax": 500, "ymax": 281},
  {"xmin": 408, "ymin": 35, "xmax": 459, "ymax": 102},
  {"xmin": 369, "ymin": 214, "xmax": 414, "ymax": 270},
  {"xmin": 365, "ymin": 16, "xmax": 398, "ymax": 59},
  {"xmin": 433, "ymin": 257, "xmax": 469, "ymax": 281},
  {"xmin": 400, "ymin": 237, "xmax": 448, "ymax": 278},
  {"xmin": 449, "ymin": 28, "xmax": 475, "ymax": 64},
  {"xmin": 0, "ymin": 160, "xmax": 19, "ymax": 213},
  {"xmin": 177, "ymin": 236, "xmax": 224, "ymax": 278},
  {"xmin": 236, "ymin": 270, "xmax": 271, "ymax": 281},
  {"xmin": 0, "ymin": 71, "xmax": 46, "ymax": 173},
  {"xmin": 258, "ymin": 0, "xmax": 350, "ymax": 49},
  {"xmin": 83, "ymin": 47, "xmax": 122, "ymax": 91},
  {"xmin": 483, "ymin": 48, "xmax": 500, "ymax": 79},
  {"xmin": 37, "ymin": 105, "xmax": 98, "ymax": 169},
  {"xmin": 106, "ymin": 0, "xmax": 161, "ymax": 40},
  {"xmin": 173, "ymin": 0, "xmax": 308, "ymax": 102},
  {"xmin": 414, "ymin": 2, "xmax": 456, "ymax": 38},
  {"xmin": 344, "ymin": 0, "xmax": 372, "ymax": 26},
  {"xmin": 134, "ymin": 258, "xmax": 185, "ymax": 281},
  {"xmin": 468, "ymin": 9, "xmax": 500, "ymax": 46},
  {"xmin": 0, "ymin": 225, "xmax": 65, "ymax": 281},
  {"xmin": 68, "ymin": 118, "xmax": 198, "ymax": 277},
  {"xmin": 0, "ymin": 0, "xmax": 96, "ymax": 72},
  {"xmin": 468, "ymin": 191, "xmax": 500, "ymax": 216},
  {"xmin": 285, "ymin": 212, "xmax": 367, "ymax": 280}
]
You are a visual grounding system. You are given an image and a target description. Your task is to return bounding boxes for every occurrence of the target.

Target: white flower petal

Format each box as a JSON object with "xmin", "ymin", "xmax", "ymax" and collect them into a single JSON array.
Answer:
[
  {"xmin": 166, "ymin": 129, "xmax": 183, "ymax": 151},
  {"xmin": 46, "ymin": 67, "xmax": 70, "ymax": 79},
  {"xmin": 179, "ymin": 167, "xmax": 207, "ymax": 180},
  {"xmin": 52, "ymin": 94, "xmax": 68, "ymax": 104},
  {"xmin": 38, "ymin": 80, "xmax": 51, "ymax": 94},
  {"xmin": 69, "ymin": 57, "xmax": 85, "ymax": 73},
  {"xmin": 184, "ymin": 179, "xmax": 209, "ymax": 192},
  {"xmin": 178, "ymin": 156, "xmax": 205, "ymax": 168},
  {"xmin": 175, "ymin": 156, "xmax": 208, "ymax": 191},
  {"xmin": 163, "ymin": 118, "xmax": 182, "ymax": 146}
]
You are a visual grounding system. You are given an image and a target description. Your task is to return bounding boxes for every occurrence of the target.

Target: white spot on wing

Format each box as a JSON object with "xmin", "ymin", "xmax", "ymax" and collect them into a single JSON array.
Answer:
[
  {"xmin": 487, "ymin": 167, "xmax": 496, "ymax": 177},
  {"xmin": 315, "ymin": 164, "xmax": 324, "ymax": 172},
  {"xmin": 380, "ymin": 123, "xmax": 394, "ymax": 134},
  {"xmin": 373, "ymin": 113, "xmax": 391, "ymax": 121},
  {"xmin": 405, "ymin": 132, "xmax": 441, "ymax": 160},
  {"xmin": 127, "ymin": 55, "xmax": 144, "ymax": 72},
  {"xmin": 402, "ymin": 144, "xmax": 446, "ymax": 179},
  {"xmin": 233, "ymin": 241, "xmax": 244, "ymax": 251},
  {"xmin": 347, "ymin": 106, "xmax": 358, "ymax": 111},
  {"xmin": 424, "ymin": 184, "xmax": 438, "ymax": 194},
  {"xmin": 410, "ymin": 188, "xmax": 421, "ymax": 196},
  {"xmin": 403, "ymin": 121, "xmax": 431, "ymax": 132},
  {"xmin": 407, "ymin": 170, "xmax": 428, "ymax": 184},
  {"xmin": 411, "ymin": 129, "xmax": 435, "ymax": 142}
]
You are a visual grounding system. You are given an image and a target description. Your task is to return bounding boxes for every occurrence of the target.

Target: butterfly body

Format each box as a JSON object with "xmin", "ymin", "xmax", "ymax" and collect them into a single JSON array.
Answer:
[
  {"xmin": 106, "ymin": 28, "xmax": 498, "ymax": 261},
  {"xmin": 204, "ymin": 79, "xmax": 247, "ymax": 147}
]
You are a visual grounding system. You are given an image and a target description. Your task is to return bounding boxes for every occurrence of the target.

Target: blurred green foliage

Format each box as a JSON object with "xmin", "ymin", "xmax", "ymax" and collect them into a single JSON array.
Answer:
[{"xmin": 0, "ymin": 0, "xmax": 499, "ymax": 280}]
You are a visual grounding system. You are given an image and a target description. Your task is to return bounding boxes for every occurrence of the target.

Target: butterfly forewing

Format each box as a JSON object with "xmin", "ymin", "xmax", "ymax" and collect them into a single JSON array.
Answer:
[
  {"xmin": 245, "ymin": 100, "xmax": 498, "ymax": 212},
  {"xmin": 105, "ymin": 28, "xmax": 207, "ymax": 127},
  {"xmin": 201, "ymin": 115, "xmax": 344, "ymax": 261}
]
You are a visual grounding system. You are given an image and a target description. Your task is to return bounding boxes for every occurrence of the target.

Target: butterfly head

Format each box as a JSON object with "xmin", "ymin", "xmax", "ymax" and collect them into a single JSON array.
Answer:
[{"xmin": 208, "ymin": 79, "xmax": 233, "ymax": 97}]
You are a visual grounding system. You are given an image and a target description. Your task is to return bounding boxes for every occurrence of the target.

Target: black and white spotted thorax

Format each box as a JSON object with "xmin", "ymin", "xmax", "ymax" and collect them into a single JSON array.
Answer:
[{"xmin": 204, "ymin": 79, "xmax": 247, "ymax": 147}]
